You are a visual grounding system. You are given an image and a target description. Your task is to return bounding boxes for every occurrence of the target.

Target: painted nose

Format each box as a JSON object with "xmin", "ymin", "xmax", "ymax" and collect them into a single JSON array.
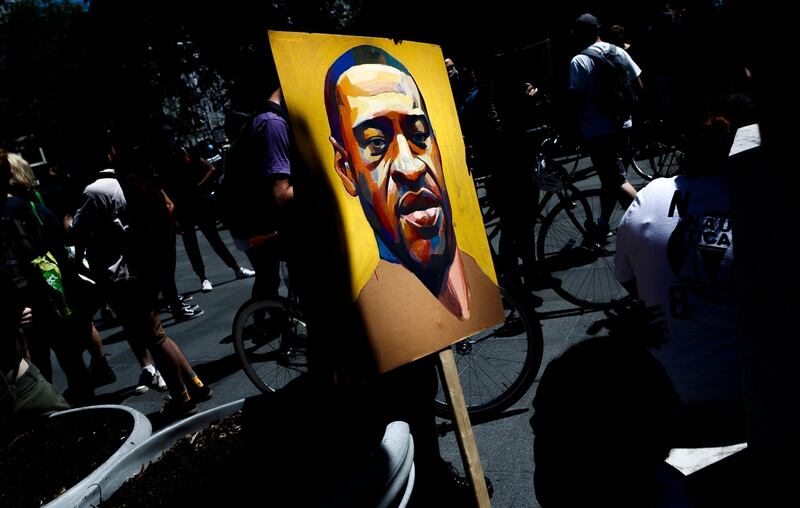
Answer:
[{"xmin": 390, "ymin": 134, "xmax": 426, "ymax": 183}]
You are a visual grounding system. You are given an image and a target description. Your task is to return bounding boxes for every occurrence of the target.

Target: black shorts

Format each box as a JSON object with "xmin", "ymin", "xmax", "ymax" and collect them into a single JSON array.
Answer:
[
  {"xmin": 107, "ymin": 278, "xmax": 168, "ymax": 348},
  {"xmin": 584, "ymin": 131, "xmax": 629, "ymax": 187}
]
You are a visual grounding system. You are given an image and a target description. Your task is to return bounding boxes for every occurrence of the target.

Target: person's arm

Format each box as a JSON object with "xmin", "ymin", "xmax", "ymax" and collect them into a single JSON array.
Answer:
[
  {"xmin": 633, "ymin": 76, "xmax": 643, "ymax": 93},
  {"xmin": 620, "ymin": 47, "xmax": 643, "ymax": 93},
  {"xmin": 38, "ymin": 203, "xmax": 74, "ymax": 270},
  {"xmin": 614, "ymin": 193, "xmax": 640, "ymax": 297},
  {"xmin": 257, "ymin": 115, "xmax": 293, "ymax": 207},
  {"xmin": 272, "ymin": 177, "xmax": 293, "ymax": 208},
  {"xmin": 196, "ymin": 157, "xmax": 218, "ymax": 188},
  {"xmin": 564, "ymin": 57, "xmax": 588, "ymax": 139},
  {"xmin": 160, "ymin": 189, "xmax": 175, "ymax": 215},
  {"xmin": 66, "ymin": 192, "xmax": 99, "ymax": 242},
  {"xmin": 567, "ymin": 56, "xmax": 589, "ymax": 96},
  {"xmin": 19, "ymin": 307, "xmax": 33, "ymax": 328}
]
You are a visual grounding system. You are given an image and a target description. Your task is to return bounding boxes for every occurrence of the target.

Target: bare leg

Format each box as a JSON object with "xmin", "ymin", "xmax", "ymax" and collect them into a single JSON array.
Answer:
[
  {"xmin": 148, "ymin": 337, "xmax": 191, "ymax": 398},
  {"xmin": 86, "ymin": 325, "xmax": 105, "ymax": 361},
  {"xmin": 619, "ymin": 182, "xmax": 637, "ymax": 209},
  {"xmin": 127, "ymin": 338, "xmax": 152, "ymax": 369}
]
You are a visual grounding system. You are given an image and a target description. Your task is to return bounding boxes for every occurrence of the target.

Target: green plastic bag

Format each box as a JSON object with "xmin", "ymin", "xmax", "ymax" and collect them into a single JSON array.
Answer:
[{"xmin": 31, "ymin": 251, "xmax": 72, "ymax": 319}]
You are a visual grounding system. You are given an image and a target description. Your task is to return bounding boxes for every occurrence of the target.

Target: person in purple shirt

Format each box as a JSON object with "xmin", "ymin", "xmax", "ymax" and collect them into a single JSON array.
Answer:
[{"xmin": 225, "ymin": 87, "xmax": 294, "ymax": 304}]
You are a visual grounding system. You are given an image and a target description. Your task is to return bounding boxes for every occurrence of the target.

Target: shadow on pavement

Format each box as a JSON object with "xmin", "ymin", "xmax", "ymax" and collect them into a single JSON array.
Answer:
[
  {"xmin": 191, "ymin": 352, "xmax": 244, "ymax": 386},
  {"xmin": 92, "ymin": 386, "xmax": 144, "ymax": 405}
]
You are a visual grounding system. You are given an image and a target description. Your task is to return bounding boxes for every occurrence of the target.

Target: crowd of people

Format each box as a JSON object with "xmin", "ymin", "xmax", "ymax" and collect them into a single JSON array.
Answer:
[
  {"xmin": 1, "ymin": 140, "xmax": 226, "ymax": 429},
  {"xmin": 2, "ymin": 5, "xmax": 765, "ymax": 507}
]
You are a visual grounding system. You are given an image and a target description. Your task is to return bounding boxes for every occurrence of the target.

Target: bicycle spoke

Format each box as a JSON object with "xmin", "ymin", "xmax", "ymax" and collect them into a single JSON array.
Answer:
[
  {"xmin": 538, "ymin": 189, "xmax": 626, "ymax": 307},
  {"xmin": 466, "ymin": 354, "xmax": 513, "ymax": 396},
  {"xmin": 234, "ymin": 298, "xmax": 309, "ymax": 394},
  {"xmin": 436, "ymin": 284, "xmax": 542, "ymax": 419}
]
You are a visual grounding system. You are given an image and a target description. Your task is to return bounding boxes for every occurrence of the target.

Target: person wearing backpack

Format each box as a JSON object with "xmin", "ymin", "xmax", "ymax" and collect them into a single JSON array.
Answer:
[
  {"xmin": 220, "ymin": 86, "xmax": 293, "ymax": 307},
  {"xmin": 568, "ymin": 13, "xmax": 642, "ymax": 241}
]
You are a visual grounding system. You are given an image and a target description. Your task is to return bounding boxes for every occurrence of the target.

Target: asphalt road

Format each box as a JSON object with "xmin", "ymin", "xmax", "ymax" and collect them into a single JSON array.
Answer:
[{"xmin": 50, "ymin": 163, "xmax": 641, "ymax": 506}]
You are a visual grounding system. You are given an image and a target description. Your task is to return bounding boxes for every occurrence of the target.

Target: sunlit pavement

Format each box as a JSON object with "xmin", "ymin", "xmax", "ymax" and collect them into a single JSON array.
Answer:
[{"xmin": 52, "ymin": 190, "xmax": 633, "ymax": 506}]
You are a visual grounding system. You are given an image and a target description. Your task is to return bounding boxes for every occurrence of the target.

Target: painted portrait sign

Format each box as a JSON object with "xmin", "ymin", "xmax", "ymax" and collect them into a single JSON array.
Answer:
[{"xmin": 270, "ymin": 32, "xmax": 504, "ymax": 372}]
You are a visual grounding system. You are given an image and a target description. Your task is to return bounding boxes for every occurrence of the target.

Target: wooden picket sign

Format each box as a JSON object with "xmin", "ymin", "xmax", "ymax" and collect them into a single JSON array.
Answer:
[{"xmin": 437, "ymin": 348, "xmax": 492, "ymax": 507}]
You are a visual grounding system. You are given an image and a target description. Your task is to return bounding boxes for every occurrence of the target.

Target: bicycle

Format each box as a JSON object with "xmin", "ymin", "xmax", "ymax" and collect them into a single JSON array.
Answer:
[
  {"xmin": 530, "ymin": 121, "xmax": 682, "ymax": 308},
  {"xmin": 536, "ymin": 188, "xmax": 628, "ymax": 308},
  {"xmin": 232, "ymin": 293, "xmax": 309, "ymax": 394},
  {"xmin": 434, "ymin": 276, "xmax": 544, "ymax": 421},
  {"xmin": 476, "ymin": 124, "xmax": 628, "ymax": 309},
  {"xmin": 528, "ymin": 125, "xmax": 592, "ymax": 217},
  {"xmin": 468, "ymin": 83, "xmax": 682, "ymax": 308},
  {"xmin": 529, "ymin": 120, "xmax": 684, "ymax": 308},
  {"xmin": 474, "ymin": 125, "xmax": 592, "ymax": 259},
  {"xmin": 627, "ymin": 117, "xmax": 685, "ymax": 181},
  {"xmin": 233, "ymin": 273, "xmax": 544, "ymax": 422}
]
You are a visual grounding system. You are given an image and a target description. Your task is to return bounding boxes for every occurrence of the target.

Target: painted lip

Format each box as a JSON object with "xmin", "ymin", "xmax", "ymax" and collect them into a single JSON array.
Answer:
[{"xmin": 398, "ymin": 189, "xmax": 442, "ymax": 229}]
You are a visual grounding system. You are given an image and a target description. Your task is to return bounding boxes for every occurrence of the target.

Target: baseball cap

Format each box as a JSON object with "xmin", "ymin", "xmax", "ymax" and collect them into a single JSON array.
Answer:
[{"xmin": 575, "ymin": 13, "xmax": 599, "ymax": 28}]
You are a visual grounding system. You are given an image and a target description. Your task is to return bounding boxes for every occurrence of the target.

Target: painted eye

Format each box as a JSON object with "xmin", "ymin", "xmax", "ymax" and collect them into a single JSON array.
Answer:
[
  {"xmin": 367, "ymin": 137, "xmax": 387, "ymax": 153},
  {"xmin": 410, "ymin": 132, "xmax": 428, "ymax": 146}
]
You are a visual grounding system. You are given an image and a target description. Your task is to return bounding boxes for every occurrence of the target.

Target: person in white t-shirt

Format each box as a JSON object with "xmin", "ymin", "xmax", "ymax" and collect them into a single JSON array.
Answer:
[
  {"xmin": 568, "ymin": 13, "xmax": 641, "ymax": 240},
  {"xmin": 615, "ymin": 94, "xmax": 758, "ymax": 444}
]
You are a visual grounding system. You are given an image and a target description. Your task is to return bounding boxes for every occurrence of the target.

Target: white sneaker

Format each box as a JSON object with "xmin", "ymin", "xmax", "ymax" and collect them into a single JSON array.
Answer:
[
  {"xmin": 152, "ymin": 370, "xmax": 168, "ymax": 391},
  {"xmin": 236, "ymin": 267, "xmax": 256, "ymax": 279},
  {"xmin": 201, "ymin": 279, "xmax": 213, "ymax": 292},
  {"xmin": 135, "ymin": 368, "xmax": 168, "ymax": 394}
]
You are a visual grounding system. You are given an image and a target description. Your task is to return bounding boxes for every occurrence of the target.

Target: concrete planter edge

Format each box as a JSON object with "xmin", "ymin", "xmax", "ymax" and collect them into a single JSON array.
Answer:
[
  {"xmin": 77, "ymin": 398, "xmax": 246, "ymax": 507},
  {"xmin": 43, "ymin": 404, "xmax": 152, "ymax": 508}
]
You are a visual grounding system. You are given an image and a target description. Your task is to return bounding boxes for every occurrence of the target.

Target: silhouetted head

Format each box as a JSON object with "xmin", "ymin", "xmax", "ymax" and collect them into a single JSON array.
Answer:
[
  {"xmin": 682, "ymin": 93, "xmax": 757, "ymax": 177},
  {"xmin": 572, "ymin": 13, "xmax": 600, "ymax": 48},
  {"xmin": 532, "ymin": 334, "xmax": 679, "ymax": 507}
]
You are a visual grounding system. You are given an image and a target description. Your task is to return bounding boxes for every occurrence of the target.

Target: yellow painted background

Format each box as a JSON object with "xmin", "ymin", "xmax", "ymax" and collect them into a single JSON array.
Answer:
[{"xmin": 269, "ymin": 31, "xmax": 497, "ymax": 299}]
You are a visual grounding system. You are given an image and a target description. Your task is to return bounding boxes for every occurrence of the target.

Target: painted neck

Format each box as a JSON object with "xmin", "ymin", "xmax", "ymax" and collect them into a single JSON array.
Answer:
[
  {"xmin": 268, "ymin": 88, "xmax": 283, "ymax": 106},
  {"xmin": 437, "ymin": 249, "xmax": 471, "ymax": 320}
]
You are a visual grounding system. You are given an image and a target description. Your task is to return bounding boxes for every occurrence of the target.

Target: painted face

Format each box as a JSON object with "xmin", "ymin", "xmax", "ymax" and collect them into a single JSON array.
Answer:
[{"xmin": 334, "ymin": 64, "xmax": 453, "ymax": 272}]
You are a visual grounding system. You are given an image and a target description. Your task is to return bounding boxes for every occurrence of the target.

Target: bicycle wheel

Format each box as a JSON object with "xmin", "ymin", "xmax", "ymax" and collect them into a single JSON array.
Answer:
[
  {"xmin": 232, "ymin": 297, "xmax": 309, "ymax": 394},
  {"xmin": 434, "ymin": 279, "xmax": 543, "ymax": 421},
  {"xmin": 630, "ymin": 141, "xmax": 683, "ymax": 180},
  {"xmin": 537, "ymin": 189, "xmax": 628, "ymax": 308},
  {"xmin": 537, "ymin": 184, "xmax": 582, "ymax": 225}
]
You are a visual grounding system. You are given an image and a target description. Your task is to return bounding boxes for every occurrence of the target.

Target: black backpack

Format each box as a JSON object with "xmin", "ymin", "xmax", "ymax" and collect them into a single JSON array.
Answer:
[
  {"xmin": 581, "ymin": 44, "xmax": 638, "ymax": 124},
  {"xmin": 217, "ymin": 114, "xmax": 262, "ymax": 238},
  {"xmin": 116, "ymin": 173, "xmax": 173, "ymax": 281},
  {"xmin": 218, "ymin": 103, "xmax": 289, "ymax": 239}
]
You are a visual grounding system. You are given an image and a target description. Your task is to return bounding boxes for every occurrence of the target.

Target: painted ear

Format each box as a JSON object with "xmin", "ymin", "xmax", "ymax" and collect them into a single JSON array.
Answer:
[{"xmin": 329, "ymin": 136, "xmax": 357, "ymax": 197}]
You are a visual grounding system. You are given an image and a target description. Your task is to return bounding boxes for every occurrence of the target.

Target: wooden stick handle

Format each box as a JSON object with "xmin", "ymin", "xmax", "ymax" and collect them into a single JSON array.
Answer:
[{"xmin": 437, "ymin": 348, "xmax": 492, "ymax": 507}]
